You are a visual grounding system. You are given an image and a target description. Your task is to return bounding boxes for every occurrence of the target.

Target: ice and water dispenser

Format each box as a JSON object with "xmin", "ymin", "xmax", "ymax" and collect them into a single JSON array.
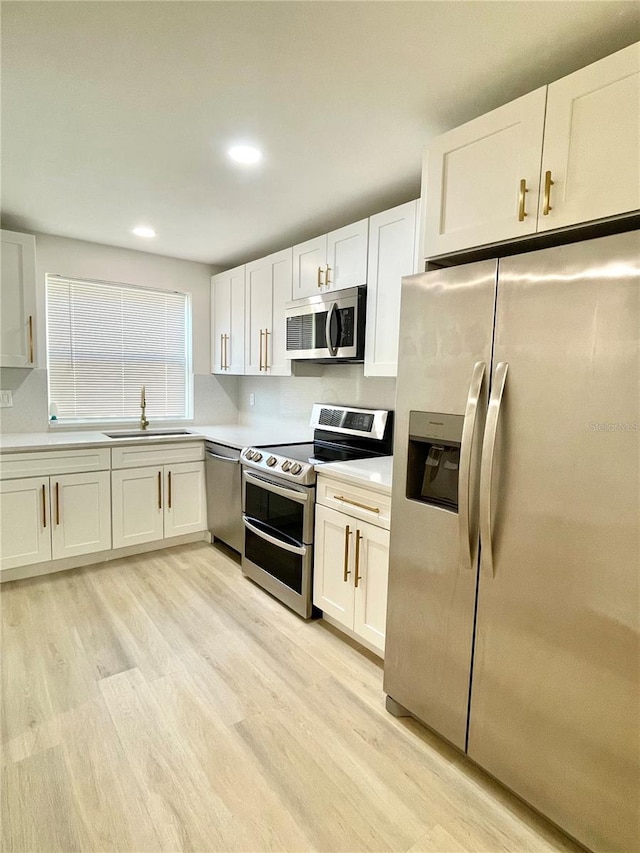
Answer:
[{"xmin": 406, "ymin": 412, "xmax": 464, "ymax": 512}]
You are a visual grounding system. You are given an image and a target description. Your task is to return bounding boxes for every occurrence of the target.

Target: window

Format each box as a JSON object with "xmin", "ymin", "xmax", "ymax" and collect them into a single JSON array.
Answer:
[{"xmin": 46, "ymin": 275, "xmax": 191, "ymax": 423}]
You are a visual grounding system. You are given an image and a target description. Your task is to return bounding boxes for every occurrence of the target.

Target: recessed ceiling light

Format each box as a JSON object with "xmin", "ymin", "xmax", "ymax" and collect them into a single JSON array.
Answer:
[
  {"xmin": 228, "ymin": 145, "xmax": 262, "ymax": 165},
  {"xmin": 132, "ymin": 225, "xmax": 157, "ymax": 238}
]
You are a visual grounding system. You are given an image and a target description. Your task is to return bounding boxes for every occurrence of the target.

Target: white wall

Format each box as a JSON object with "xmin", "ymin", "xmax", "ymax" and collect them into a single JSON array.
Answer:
[
  {"xmin": 1, "ymin": 232, "xmax": 240, "ymax": 432},
  {"xmin": 237, "ymin": 365, "xmax": 397, "ymax": 426}
]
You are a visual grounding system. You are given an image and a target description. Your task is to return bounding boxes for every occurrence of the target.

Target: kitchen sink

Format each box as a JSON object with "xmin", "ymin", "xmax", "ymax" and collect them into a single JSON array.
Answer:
[{"xmin": 104, "ymin": 429, "xmax": 194, "ymax": 439}]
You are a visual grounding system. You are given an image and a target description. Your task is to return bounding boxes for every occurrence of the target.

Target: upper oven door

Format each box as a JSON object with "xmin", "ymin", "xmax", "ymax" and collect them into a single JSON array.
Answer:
[
  {"xmin": 242, "ymin": 468, "xmax": 315, "ymax": 546},
  {"xmin": 285, "ymin": 287, "xmax": 362, "ymax": 360}
]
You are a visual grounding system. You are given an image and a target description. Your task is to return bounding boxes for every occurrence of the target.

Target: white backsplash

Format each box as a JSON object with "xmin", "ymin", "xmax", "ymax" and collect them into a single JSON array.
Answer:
[
  {"xmin": 238, "ymin": 364, "xmax": 397, "ymax": 427},
  {"xmin": 0, "ymin": 369, "xmax": 240, "ymax": 434}
]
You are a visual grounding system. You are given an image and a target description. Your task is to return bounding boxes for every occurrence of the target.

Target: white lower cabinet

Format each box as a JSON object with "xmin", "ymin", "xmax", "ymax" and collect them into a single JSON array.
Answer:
[
  {"xmin": 50, "ymin": 471, "xmax": 111, "ymax": 559},
  {"xmin": 112, "ymin": 461, "xmax": 206, "ymax": 548},
  {"xmin": 314, "ymin": 502, "xmax": 390, "ymax": 656},
  {"xmin": 111, "ymin": 465, "xmax": 164, "ymax": 548},
  {"xmin": 163, "ymin": 462, "xmax": 206, "ymax": 539},
  {"xmin": 0, "ymin": 477, "xmax": 51, "ymax": 570},
  {"xmin": 0, "ymin": 471, "xmax": 111, "ymax": 571}
]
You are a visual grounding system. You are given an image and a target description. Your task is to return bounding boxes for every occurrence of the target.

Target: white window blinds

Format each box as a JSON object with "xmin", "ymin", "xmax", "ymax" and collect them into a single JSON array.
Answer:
[{"xmin": 46, "ymin": 275, "xmax": 191, "ymax": 422}]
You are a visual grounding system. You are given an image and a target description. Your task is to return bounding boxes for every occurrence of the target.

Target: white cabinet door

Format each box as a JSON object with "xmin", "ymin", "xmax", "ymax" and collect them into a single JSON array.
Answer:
[
  {"xmin": 538, "ymin": 42, "xmax": 640, "ymax": 231},
  {"xmin": 267, "ymin": 248, "xmax": 292, "ymax": 376},
  {"xmin": 364, "ymin": 200, "xmax": 418, "ymax": 377},
  {"xmin": 0, "ymin": 477, "xmax": 51, "ymax": 571},
  {"xmin": 292, "ymin": 235, "xmax": 327, "ymax": 299},
  {"xmin": 112, "ymin": 466, "xmax": 164, "ymax": 548},
  {"xmin": 211, "ymin": 265, "xmax": 245, "ymax": 374},
  {"xmin": 245, "ymin": 249, "xmax": 292, "ymax": 376},
  {"xmin": 422, "ymin": 87, "xmax": 547, "ymax": 257},
  {"xmin": 244, "ymin": 256, "xmax": 274, "ymax": 375},
  {"xmin": 313, "ymin": 504, "xmax": 355, "ymax": 628},
  {"xmin": 50, "ymin": 471, "xmax": 111, "ymax": 560},
  {"xmin": 1, "ymin": 230, "xmax": 37, "ymax": 368},
  {"xmin": 164, "ymin": 461, "xmax": 206, "ymax": 539},
  {"xmin": 326, "ymin": 218, "xmax": 368, "ymax": 292},
  {"xmin": 352, "ymin": 520, "xmax": 390, "ymax": 655}
]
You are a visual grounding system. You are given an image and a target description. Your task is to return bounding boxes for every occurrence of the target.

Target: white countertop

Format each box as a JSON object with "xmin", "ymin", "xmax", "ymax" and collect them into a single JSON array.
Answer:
[
  {"xmin": 315, "ymin": 455, "xmax": 394, "ymax": 495},
  {"xmin": 0, "ymin": 422, "xmax": 314, "ymax": 453}
]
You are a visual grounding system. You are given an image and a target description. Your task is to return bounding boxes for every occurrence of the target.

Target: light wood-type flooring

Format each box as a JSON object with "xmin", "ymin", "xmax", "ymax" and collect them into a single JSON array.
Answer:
[{"xmin": 1, "ymin": 542, "xmax": 580, "ymax": 853}]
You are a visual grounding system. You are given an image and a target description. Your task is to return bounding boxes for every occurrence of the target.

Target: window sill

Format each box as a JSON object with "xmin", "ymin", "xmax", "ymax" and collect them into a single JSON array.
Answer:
[{"xmin": 48, "ymin": 418, "xmax": 195, "ymax": 432}]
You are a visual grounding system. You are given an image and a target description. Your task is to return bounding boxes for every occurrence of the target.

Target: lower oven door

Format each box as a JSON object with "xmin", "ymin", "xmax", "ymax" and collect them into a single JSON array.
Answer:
[{"xmin": 241, "ymin": 469, "xmax": 315, "ymax": 618}]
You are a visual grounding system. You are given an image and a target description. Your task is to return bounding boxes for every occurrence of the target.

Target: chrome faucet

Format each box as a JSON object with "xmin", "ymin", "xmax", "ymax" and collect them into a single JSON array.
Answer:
[{"xmin": 140, "ymin": 385, "xmax": 149, "ymax": 431}]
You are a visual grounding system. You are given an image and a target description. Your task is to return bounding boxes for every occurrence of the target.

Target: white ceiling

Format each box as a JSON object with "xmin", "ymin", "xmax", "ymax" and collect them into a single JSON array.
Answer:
[{"xmin": 2, "ymin": 1, "xmax": 639, "ymax": 267}]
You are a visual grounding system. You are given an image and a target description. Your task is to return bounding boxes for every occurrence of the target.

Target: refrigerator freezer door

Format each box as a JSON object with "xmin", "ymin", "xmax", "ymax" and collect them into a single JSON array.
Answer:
[
  {"xmin": 468, "ymin": 231, "xmax": 640, "ymax": 853},
  {"xmin": 384, "ymin": 260, "xmax": 497, "ymax": 750}
]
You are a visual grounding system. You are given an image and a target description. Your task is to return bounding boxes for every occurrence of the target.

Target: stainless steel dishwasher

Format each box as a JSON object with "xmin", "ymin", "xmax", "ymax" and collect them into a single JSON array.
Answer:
[{"xmin": 205, "ymin": 441, "xmax": 242, "ymax": 553}]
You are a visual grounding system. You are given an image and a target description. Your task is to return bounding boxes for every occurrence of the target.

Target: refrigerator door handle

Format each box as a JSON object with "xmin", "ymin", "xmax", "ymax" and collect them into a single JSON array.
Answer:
[
  {"xmin": 458, "ymin": 361, "xmax": 486, "ymax": 571},
  {"xmin": 479, "ymin": 361, "xmax": 509, "ymax": 577}
]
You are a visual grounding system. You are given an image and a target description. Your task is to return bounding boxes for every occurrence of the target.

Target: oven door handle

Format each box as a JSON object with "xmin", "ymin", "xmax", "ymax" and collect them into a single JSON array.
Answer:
[
  {"xmin": 243, "ymin": 470, "xmax": 309, "ymax": 503},
  {"xmin": 242, "ymin": 517, "xmax": 308, "ymax": 556}
]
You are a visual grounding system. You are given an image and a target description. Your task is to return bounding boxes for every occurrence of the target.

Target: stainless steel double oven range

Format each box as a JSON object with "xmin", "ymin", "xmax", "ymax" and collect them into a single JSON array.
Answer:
[{"xmin": 240, "ymin": 404, "xmax": 393, "ymax": 618}]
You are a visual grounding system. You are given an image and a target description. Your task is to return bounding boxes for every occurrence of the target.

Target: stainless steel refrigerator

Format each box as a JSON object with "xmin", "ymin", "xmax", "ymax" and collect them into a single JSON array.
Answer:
[{"xmin": 384, "ymin": 230, "xmax": 639, "ymax": 853}]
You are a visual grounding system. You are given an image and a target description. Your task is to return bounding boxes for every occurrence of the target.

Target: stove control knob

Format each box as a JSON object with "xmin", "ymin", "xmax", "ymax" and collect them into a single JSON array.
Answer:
[
  {"xmin": 245, "ymin": 449, "xmax": 255, "ymax": 460},
  {"xmin": 290, "ymin": 463, "xmax": 303, "ymax": 475},
  {"xmin": 266, "ymin": 456, "xmax": 277, "ymax": 467},
  {"xmin": 252, "ymin": 452, "xmax": 263, "ymax": 463},
  {"xmin": 281, "ymin": 460, "xmax": 291, "ymax": 472}
]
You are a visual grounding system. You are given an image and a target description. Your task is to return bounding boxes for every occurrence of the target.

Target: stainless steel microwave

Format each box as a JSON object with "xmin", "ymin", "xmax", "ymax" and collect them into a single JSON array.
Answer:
[{"xmin": 285, "ymin": 286, "xmax": 366, "ymax": 362}]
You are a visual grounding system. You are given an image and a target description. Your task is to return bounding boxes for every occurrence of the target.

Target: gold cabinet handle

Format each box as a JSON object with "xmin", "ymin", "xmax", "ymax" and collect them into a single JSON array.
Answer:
[
  {"xmin": 158, "ymin": 470, "xmax": 162, "ymax": 509},
  {"xmin": 42, "ymin": 484, "xmax": 47, "ymax": 528},
  {"xmin": 325, "ymin": 265, "xmax": 331, "ymax": 287},
  {"xmin": 259, "ymin": 329, "xmax": 264, "ymax": 371},
  {"xmin": 220, "ymin": 333, "xmax": 225, "ymax": 371},
  {"xmin": 354, "ymin": 530, "xmax": 363, "ymax": 588},
  {"xmin": 518, "ymin": 179, "xmax": 528, "ymax": 222},
  {"xmin": 317, "ymin": 266, "xmax": 322, "ymax": 289},
  {"xmin": 55, "ymin": 481, "xmax": 60, "ymax": 526},
  {"xmin": 333, "ymin": 494, "xmax": 380, "ymax": 514},
  {"xmin": 343, "ymin": 524, "xmax": 352, "ymax": 582},
  {"xmin": 28, "ymin": 315, "xmax": 34, "ymax": 363},
  {"xmin": 543, "ymin": 170, "xmax": 554, "ymax": 216},
  {"xmin": 168, "ymin": 471, "xmax": 172, "ymax": 509},
  {"xmin": 224, "ymin": 334, "xmax": 229, "ymax": 370},
  {"xmin": 264, "ymin": 329, "xmax": 270, "ymax": 371}
]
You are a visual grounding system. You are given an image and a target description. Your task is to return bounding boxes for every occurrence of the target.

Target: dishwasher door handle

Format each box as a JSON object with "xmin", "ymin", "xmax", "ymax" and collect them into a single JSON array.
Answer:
[{"xmin": 206, "ymin": 451, "xmax": 239, "ymax": 464}]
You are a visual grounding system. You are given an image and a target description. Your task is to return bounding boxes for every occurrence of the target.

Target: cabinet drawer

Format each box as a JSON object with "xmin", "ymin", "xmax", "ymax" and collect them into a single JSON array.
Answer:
[
  {"xmin": 316, "ymin": 476, "xmax": 391, "ymax": 530},
  {"xmin": 111, "ymin": 441, "xmax": 204, "ymax": 469},
  {"xmin": 0, "ymin": 447, "xmax": 110, "ymax": 480}
]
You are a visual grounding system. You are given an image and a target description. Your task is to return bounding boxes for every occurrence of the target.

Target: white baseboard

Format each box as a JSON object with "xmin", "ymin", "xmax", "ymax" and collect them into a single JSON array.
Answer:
[{"xmin": 0, "ymin": 530, "xmax": 210, "ymax": 584}]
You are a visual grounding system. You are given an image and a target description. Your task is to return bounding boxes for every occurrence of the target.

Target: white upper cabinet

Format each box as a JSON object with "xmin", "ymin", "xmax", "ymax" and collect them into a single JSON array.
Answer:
[
  {"xmin": 422, "ymin": 88, "xmax": 547, "ymax": 257},
  {"xmin": 211, "ymin": 265, "xmax": 245, "ymax": 374},
  {"xmin": 245, "ymin": 248, "xmax": 292, "ymax": 376},
  {"xmin": 538, "ymin": 42, "xmax": 640, "ymax": 231},
  {"xmin": 292, "ymin": 235, "xmax": 327, "ymax": 299},
  {"xmin": 1, "ymin": 229, "xmax": 37, "ymax": 368},
  {"xmin": 364, "ymin": 200, "xmax": 418, "ymax": 377},
  {"xmin": 292, "ymin": 218, "xmax": 369, "ymax": 299},
  {"xmin": 421, "ymin": 41, "xmax": 640, "ymax": 258},
  {"xmin": 326, "ymin": 218, "xmax": 369, "ymax": 291}
]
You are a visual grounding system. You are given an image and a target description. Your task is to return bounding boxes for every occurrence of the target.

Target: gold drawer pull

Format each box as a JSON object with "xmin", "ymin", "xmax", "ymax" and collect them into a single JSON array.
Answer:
[
  {"xmin": 543, "ymin": 170, "xmax": 554, "ymax": 216},
  {"xmin": 343, "ymin": 524, "xmax": 351, "ymax": 582},
  {"xmin": 158, "ymin": 471, "xmax": 162, "ymax": 509},
  {"xmin": 42, "ymin": 484, "xmax": 47, "ymax": 528},
  {"xmin": 333, "ymin": 495, "xmax": 380, "ymax": 513},
  {"xmin": 55, "ymin": 481, "xmax": 60, "ymax": 525},
  {"xmin": 518, "ymin": 179, "xmax": 528, "ymax": 222},
  {"xmin": 168, "ymin": 471, "xmax": 172, "ymax": 509},
  {"xmin": 28, "ymin": 315, "xmax": 34, "ymax": 363},
  {"xmin": 354, "ymin": 530, "xmax": 363, "ymax": 588}
]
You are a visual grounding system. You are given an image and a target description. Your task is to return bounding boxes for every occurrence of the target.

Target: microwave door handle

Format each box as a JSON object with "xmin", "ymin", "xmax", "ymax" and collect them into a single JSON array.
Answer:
[{"xmin": 325, "ymin": 302, "xmax": 340, "ymax": 356}]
